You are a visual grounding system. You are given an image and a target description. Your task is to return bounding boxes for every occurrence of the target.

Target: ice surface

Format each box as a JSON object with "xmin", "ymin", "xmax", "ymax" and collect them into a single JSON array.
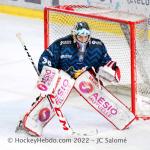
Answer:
[{"xmin": 0, "ymin": 13, "xmax": 150, "ymax": 150}]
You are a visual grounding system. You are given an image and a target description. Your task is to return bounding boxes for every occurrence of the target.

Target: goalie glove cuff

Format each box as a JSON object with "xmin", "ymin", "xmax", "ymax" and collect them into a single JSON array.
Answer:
[
  {"xmin": 106, "ymin": 61, "xmax": 117, "ymax": 70},
  {"xmin": 106, "ymin": 61, "xmax": 121, "ymax": 82},
  {"xmin": 114, "ymin": 66, "xmax": 121, "ymax": 82}
]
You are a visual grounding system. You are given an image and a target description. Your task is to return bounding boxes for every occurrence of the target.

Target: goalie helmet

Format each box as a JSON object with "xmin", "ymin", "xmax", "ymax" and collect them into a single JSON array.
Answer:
[{"xmin": 72, "ymin": 22, "xmax": 91, "ymax": 36}]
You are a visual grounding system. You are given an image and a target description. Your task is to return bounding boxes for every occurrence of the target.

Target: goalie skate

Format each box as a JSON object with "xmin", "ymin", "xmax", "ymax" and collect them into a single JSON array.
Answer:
[
  {"xmin": 15, "ymin": 96, "xmax": 41, "ymax": 136},
  {"xmin": 74, "ymin": 71, "xmax": 135, "ymax": 130},
  {"xmin": 15, "ymin": 120, "xmax": 37, "ymax": 136}
]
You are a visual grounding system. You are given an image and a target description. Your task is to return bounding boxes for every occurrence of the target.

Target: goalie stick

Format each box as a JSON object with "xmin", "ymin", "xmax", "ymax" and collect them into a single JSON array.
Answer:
[
  {"xmin": 16, "ymin": 33, "xmax": 40, "ymax": 76},
  {"xmin": 16, "ymin": 33, "xmax": 98, "ymax": 136}
]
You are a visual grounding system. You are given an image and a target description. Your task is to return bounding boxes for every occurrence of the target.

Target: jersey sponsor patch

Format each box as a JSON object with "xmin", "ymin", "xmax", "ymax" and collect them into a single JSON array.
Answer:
[
  {"xmin": 91, "ymin": 40, "xmax": 102, "ymax": 45},
  {"xmin": 60, "ymin": 54, "xmax": 72, "ymax": 59},
  {"xmin": 60, "ymin": 40, "xmax": 72, "ymax": 45}
]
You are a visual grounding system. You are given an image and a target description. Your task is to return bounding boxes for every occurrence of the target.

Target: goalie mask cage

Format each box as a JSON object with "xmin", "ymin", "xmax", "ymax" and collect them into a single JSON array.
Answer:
[{"xmin": 44, "ymin": 5, "xmax": 150, "ymax": 120}]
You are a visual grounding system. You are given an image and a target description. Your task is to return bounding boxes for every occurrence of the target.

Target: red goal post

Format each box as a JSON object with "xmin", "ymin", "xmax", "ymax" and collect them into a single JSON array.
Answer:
[{"xmin": 44, "ymin": 5, "xmax": 150, "ymax": 120}]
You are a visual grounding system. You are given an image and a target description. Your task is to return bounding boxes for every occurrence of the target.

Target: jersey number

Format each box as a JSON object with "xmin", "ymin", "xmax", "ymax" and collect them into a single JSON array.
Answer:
[{"xmin": 42, "ymin": 57, "xmax": 52, "ymax": 66}]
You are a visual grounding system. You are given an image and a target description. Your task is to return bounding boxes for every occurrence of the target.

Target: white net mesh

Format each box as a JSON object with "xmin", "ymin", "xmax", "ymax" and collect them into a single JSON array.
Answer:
[
  {"xmin": 45, "ymin": 5, "xmax": 150, "ymax": 118},
  {"xmin": 136, "ymin": 22, "xmax": 150, "ymax": 116}
]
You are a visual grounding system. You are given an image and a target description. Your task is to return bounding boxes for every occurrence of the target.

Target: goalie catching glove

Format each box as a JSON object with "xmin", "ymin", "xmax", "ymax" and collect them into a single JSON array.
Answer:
[{"xmin": 97, "ymin": 61, "xmax": 121, "ymax": 83}]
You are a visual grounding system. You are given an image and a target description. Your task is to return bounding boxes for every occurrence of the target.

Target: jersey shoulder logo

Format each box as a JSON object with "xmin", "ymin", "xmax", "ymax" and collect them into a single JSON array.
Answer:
[{"xmin": 91, "ymin": 40, "xmax": 102, "ymax": 45}]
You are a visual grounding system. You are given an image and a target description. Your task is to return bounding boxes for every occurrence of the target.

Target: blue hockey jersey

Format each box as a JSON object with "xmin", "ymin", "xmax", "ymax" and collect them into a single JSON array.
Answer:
[{"xmin": 38, "ymin": 34, "xmax": 111, "ymax": 76}]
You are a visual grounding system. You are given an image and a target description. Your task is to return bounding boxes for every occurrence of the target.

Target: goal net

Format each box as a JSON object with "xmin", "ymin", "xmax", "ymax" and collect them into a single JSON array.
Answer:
[{"xmin": 44, "ymin": 5, "xmax": 150, "ymax": 119}]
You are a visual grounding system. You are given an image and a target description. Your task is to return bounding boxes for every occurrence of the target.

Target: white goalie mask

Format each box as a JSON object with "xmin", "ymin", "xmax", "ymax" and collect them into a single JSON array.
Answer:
[
  {"xmin": 72, "ymin": 22, "xmax": 91, "ymax": 43},
  {"xmin": 72, "ymin": 22, "xmax": 91, "ymax": 62},
  {"xmin": 73, "ymin": 28, "xmax": 91, "ymax": 37}
]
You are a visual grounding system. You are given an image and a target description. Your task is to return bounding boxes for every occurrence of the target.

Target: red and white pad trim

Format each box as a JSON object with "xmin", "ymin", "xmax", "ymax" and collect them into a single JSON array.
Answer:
[
  {"xmin": 106, "ymin": 60, "xmax": 116, "ymax": 68},
  {"xmin": 74, "ymin": 71, "xmax": 135, "ymax": 130},
  {"xmin": 22, "ymin": 68, "xmax": 75, "ymax": 136}
]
